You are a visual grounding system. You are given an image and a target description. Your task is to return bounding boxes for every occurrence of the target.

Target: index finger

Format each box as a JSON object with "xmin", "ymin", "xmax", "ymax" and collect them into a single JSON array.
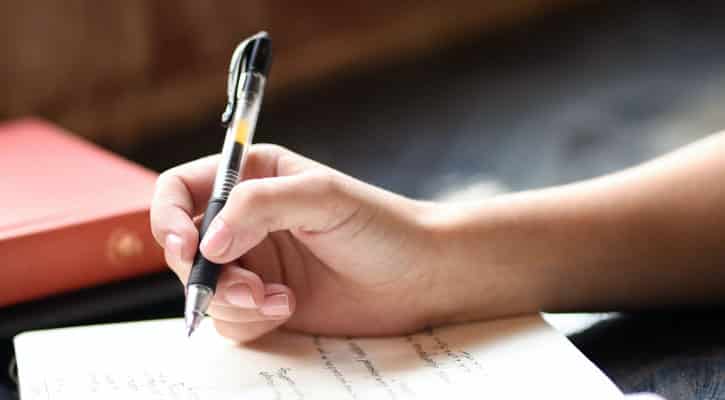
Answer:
[{"xmin": 150, "ymin": 154, "xmax": 218, "ymax": 262}]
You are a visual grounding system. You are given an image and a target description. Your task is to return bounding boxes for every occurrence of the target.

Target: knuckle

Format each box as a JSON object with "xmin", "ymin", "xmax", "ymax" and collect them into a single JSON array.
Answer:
[
  {"xmin": 226, "ymin": 184, "xmax": 249, "ymax": 212},
  {"xmin": 230, "ymin": 180, "xmax": 275, "ymax": 207},
  {"xmin": 155, "ymin": 169, "xmax": 178, "ymax": 189},
  {"xmin": 153, "ymin": 171, "xmax": 183, "ymax": 206},
  {"xmin": 307, "ymin": 171, "xmax": 339, "ymax": 194}
]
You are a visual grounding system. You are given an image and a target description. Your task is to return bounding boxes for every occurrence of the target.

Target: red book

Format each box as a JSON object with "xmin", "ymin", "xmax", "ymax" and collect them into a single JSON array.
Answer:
[{"xmin": 0, "ymin": 118, "xmax": 165, "ymax": 307}]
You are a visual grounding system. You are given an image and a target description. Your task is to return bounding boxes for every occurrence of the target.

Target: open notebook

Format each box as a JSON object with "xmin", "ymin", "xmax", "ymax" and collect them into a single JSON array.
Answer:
[{"xmin": 14, "ymin": 314, "xmax": 621, "ymax": 399}]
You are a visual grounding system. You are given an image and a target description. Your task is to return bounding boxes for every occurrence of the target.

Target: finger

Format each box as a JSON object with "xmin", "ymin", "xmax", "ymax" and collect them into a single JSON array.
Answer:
[
  {"xmin": 154, "ymin": 146, "xmax": 304, "ymax": 272},
  {"xmin": 208, "ymin": 304, "xmax": 273, "ymax": 322},
  {"xmin": 151, "ymin": 155, "xmax": 219, "ymax": 243},
  {"xmin": 211, "ymin": 284, "xmax": 295, "ymax": 342},
  {"xmin": 259, "ymin": 283, "xmax": 295, "ymax": 318},
  {"xmin": 209, "ymin": 283, "xmax": 293, "ymax": 322},
  {"xmin": 212, "ymin": 264, "xmax": 266, "ymax": 308},
  {"xmin": 242, "ymin": 144, "xmax": 319, "ymax": 180},
  {"xmin": 150, "ymin": 155, "xmax": 218, "ymax": 276},
  {"xmin": 163, "ymin": 216, "xmax": 206, "ymax": 284},
  {"xmin": 200, "ymin": 171, "xmax": 361, "ymax": 264}
]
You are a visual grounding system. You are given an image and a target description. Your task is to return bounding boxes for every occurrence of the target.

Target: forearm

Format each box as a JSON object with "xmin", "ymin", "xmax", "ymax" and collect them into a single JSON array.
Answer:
[{"xmin": 429, "ymin": 132, "xmax": 725, "ymax": 323}]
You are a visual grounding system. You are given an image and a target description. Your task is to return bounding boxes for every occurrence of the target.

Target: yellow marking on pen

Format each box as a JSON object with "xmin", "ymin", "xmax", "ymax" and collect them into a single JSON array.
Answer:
[{"xmin": 235, "ymin": 119, "xmax": 250, "ymax": 144}]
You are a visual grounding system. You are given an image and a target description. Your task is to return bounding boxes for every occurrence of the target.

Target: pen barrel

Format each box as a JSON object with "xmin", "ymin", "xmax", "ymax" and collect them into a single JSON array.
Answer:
[
  {"xmin": 211, "ymin": 75, "xmax": 264, "ymax": 201},
  {"xmin": 212, "ymin": 157, "xmax": 241, "ymax": 201},
  {"xmin": 187, "ymin": 199, "xmax": 225, "ymax": 290}
]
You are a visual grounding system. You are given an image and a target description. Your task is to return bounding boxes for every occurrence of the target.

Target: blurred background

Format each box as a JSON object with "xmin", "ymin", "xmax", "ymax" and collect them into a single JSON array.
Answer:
[
  {"xmin": 4, "ymin": 0, "xmax": 725, "ymax": 397},
  {"xmin": 4, "ymin": 0, "xmax": 724, "ymax": 199}
]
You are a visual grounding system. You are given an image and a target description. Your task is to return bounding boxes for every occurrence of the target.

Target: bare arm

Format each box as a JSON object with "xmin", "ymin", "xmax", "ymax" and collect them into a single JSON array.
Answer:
[{"xmin": 431, "ymin": 131, "xmax": 725, "ymax": 323}]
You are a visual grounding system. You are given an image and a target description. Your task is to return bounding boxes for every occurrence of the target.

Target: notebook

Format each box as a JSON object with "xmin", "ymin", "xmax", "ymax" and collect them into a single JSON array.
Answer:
[
  {"xmin": 14, "ymin": 314, "xmax": 621, "ymax": 399},
  {"xmin": 0, "ymin": 118, "xmax": 164, "ymax": 307}
]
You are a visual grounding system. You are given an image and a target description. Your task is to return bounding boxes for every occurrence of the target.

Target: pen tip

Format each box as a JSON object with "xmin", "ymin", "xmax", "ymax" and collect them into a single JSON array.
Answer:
[
  {"xmin": 184, "ymin": 284, "xmax": 212, "ymax": 337},
  {"xmin": 185, "ymin": 312, "xmax": 203, "ymax": 338}
]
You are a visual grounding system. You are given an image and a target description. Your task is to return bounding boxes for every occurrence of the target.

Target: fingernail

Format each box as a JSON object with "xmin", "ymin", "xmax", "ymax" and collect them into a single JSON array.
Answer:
[
  {"xmin": 260, "ymin": 294, "xmax": 290, "ymax": 317},
  {"xmin": 165, "ymin": 234, "xmax": 184, "ymax": 265},
  {"xmin": 200, "ymin": 218, "xmax": 232, "ymax": 257},
  {"xmin": 224, "ymin": 284, "xmax": 257, "ymax": 308}
]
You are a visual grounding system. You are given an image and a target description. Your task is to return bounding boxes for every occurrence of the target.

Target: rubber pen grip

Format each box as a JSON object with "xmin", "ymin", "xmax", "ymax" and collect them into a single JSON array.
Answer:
[{"xmin": 187, "ymin": 200, "xmax": 226, "ymax": 289}]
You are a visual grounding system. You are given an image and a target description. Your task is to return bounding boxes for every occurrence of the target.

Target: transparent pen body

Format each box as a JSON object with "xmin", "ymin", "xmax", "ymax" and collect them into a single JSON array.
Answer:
[{"xmin": 211, "ymin": 72, "xmax": 265, "ymax": 201}]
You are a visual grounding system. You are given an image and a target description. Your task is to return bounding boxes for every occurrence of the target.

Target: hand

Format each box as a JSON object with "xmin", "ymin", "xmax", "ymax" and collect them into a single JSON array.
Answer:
[{"xmin": 151, "ymin": 144, "xmax": 442, "ymax": 342}]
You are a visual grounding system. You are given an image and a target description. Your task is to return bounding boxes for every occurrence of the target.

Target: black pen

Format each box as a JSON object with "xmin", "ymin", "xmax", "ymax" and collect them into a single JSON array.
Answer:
[{"xmin": 185, "ymin": 31, "xmax": 272, "ymax": 337}]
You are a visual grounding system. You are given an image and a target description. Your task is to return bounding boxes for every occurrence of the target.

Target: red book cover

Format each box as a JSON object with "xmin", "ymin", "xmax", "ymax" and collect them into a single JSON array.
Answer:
[{"xmin": 0, "ymin": 118, "xmax": 165, "ymax": 307}]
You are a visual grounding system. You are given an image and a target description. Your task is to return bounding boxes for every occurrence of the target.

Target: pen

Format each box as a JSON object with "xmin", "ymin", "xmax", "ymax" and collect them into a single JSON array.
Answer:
[{"xmin": 185, "ymin": 31, "xmax": 272, "ymax": 337}]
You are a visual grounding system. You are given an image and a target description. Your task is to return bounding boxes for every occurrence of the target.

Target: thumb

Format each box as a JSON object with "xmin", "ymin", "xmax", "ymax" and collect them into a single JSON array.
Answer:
[{"xmin": 199, "ymin": 171, "xmax": 361, "ymax": 264}]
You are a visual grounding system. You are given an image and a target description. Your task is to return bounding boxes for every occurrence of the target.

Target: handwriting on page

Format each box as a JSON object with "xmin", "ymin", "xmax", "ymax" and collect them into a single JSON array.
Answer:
[
  {"xmin": 311, "ymin": 331, "xmax": 487, "ymax": 399},
  {"xmin": 21, "ymin": 327, "xmax": 487, "ymax": 400},
  {"xmin": 23, "ymin": 371, "xmax": 202, "ymax": 400},
  {"xmin": 15, "ymin": 316, "xmax": 623, "ymax": 399}
]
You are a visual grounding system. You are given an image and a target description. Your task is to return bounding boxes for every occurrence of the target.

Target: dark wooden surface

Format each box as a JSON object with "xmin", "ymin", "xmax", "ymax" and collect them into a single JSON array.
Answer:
[{"xmin": 0, "ymin": 0, "xmax": 577, "ymax": 146}]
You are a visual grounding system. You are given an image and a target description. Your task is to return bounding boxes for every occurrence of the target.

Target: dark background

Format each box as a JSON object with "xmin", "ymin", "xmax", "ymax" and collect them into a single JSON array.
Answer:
[{"xmin": 126, "ymin": 1, "xmax": 725, "ymax": 198}]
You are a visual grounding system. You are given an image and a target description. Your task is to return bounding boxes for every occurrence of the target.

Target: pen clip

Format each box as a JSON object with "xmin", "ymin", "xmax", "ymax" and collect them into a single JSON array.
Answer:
[{"xmin": 221, "ymin": 31, "xmax": 271, "ymax": 126}]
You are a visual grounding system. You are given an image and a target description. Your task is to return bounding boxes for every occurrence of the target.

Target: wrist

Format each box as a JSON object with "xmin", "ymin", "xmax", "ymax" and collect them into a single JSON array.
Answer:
[{"xmin": 416, "ymin": 194, "xmax": 567, "ymax": 326}]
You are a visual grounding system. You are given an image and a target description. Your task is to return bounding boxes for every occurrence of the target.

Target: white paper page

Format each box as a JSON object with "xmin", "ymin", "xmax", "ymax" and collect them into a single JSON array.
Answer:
[{"xmin": 15, "ymin": 314, "xmax": 621, "ymax": 399}]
